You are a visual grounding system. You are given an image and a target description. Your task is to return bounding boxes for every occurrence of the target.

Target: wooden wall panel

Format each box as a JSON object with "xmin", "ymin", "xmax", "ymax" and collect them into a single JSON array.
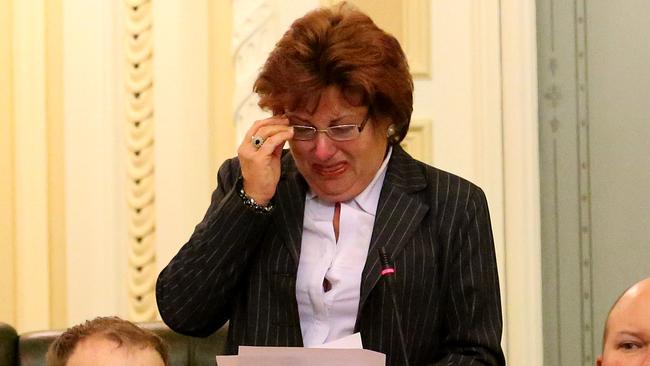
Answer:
[
  {"xmin": 0, "ymin": 0, "xmax": 16, "ymax": 327},
  {"xmin": 13, "ymin": 0, "xmax": 51, "ymax": 332}
]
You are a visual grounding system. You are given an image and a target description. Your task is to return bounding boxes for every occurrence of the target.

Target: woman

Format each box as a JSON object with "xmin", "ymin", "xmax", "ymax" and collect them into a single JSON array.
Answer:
[{"xmin": 156, "ymin": 4, "xmax": 505, "ymax": 366}]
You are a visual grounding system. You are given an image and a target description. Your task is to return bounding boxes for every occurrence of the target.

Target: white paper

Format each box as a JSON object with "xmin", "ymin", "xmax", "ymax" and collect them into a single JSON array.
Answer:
[
  {"xmin": 216, "ymin": 333, "xmax": 383, "ymax": 366},
  {"xmin": 310, "ymin": 332, "xmax": 363, "ymax": 349},
  {"xmin": 238, "ymin": 346, "xmax": 384, "ymax": 366},
  {"xmin": 215, "ymin": 355, "xmax": 239, "ymax": 366}
]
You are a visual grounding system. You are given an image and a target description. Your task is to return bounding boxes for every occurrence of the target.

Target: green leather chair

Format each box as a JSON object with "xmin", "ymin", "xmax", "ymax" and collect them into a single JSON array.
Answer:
[
  {"xmin": 0, "ymin": 322, "xmax": 18, "ymax": 366},
  {"xmin": 6, "ymin": 321, "xmax": 227, "ymax": 366}
]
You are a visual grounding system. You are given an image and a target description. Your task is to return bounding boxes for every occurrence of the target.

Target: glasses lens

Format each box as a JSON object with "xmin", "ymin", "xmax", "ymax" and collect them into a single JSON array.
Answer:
[
  {"xmin": 292, "ymin": 126, "xmax": 316, "ymax": 140},
  {"xmin": 327, "ymin": 125, "xmax": 359, "ymax": 141}
]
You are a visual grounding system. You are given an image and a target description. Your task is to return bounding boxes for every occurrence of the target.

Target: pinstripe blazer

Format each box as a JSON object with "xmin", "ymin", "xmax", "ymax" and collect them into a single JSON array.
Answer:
[{"xmin": 156, "ymin": 145, "xmax": 505, "ymax": 366}]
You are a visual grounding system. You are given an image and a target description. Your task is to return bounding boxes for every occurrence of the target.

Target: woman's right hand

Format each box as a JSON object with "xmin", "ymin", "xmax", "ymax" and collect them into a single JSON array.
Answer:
[{"xmin": 237, "ymin": 115, "xmax": 294, "ymax": 205}]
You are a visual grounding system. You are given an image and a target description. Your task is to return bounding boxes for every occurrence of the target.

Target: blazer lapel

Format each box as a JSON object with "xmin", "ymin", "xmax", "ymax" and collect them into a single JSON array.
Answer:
[
  {"xmin": 272, "ymin": 152, "xmax": 308, "ymax": 266},
  {"xmin": 357, "ymin": 146, "xmax": 429, "ymax": 316}
]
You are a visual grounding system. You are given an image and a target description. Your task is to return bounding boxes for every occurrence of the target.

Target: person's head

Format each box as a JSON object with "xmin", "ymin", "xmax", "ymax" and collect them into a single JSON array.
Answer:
[
  {"xmin": 46, "ymin": 317, "xmax": 169, "ymax": 366},
  {"xmin": 597, "ymin": 278, "xmax": 650, "ymax": 366},
  {"xmin": 254, "ymin": 3, "xmax": 413, "ymax": 202}
]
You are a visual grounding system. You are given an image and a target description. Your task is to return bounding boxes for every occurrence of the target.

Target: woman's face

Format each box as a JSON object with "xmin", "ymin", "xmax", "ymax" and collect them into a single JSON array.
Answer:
[{"xmin": 288, "ymin": 86, "xmax": 389, "ymax": 203}]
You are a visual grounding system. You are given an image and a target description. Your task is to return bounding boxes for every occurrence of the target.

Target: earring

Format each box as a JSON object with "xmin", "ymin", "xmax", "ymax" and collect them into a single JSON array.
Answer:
[
  {"xmin": 386, "ymin": 124, "xmax": 396, "ymax": 138},
  {"xmin": 386, "ymin": 124, "xmax": 399, "ymax": 143}
]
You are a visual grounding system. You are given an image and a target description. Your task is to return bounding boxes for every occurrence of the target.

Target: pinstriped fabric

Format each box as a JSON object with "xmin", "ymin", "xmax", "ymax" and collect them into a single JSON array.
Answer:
[
  {"xmin": 355, "ymin": 149, "xmax": 504, "ymax": 365},
  {"xmin": 156, "ymin": 146, "xmax": 504, "ymax": 365}
]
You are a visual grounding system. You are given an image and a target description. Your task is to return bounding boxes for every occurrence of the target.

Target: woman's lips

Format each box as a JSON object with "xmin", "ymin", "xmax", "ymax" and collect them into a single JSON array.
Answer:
[{"xmin": 313, "ymin": 162, "xmax": 347, "ymax": 177}]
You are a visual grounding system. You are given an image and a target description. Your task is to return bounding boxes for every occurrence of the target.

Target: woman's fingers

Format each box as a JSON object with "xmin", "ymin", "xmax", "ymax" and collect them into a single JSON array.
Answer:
[
  {"xmin": 256, "ymin": 128, "xmax": 294, "ymax": 155},
  {"xmin": 243, "ymin": 115, "xmax": 289, "ymax": 142},
  {"xmin": 239, "ymin": 116, "xmax": 290, "ymax": 155},
  {"xmin": 252, "ymin": 125, "xmax": 292, "ymax": 146},
  {"xmin": 236, "ymin": 115, "xmax": 293, "ymax": 204}
]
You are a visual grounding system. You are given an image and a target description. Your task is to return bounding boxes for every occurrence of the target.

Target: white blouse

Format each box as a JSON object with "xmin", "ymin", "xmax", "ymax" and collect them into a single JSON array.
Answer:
[{"xmin": 296, "ymin": 147, "xmax": 392, "ymax": 346}]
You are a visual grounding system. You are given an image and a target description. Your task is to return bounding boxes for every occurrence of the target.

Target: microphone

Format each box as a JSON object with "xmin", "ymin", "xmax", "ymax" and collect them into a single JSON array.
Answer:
[{"xmin": 378, "ymin": 247, "xmax": 410, "ymax": 366}]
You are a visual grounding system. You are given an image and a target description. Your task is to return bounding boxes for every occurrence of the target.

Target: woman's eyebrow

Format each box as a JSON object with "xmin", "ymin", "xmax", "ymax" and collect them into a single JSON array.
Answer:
[
  {"xmin": 285, "ymin": 112, "xmax": 308, "ymax": 122},
  {"xmin": 286, "ymin": 115, "xmax": 310, "ymax": 125}
]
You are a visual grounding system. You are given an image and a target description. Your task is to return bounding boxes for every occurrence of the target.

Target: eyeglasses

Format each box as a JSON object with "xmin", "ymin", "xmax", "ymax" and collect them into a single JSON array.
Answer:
[{"xmin": 290, "ymin": 114, "xmax": 371, "ymax": 142}]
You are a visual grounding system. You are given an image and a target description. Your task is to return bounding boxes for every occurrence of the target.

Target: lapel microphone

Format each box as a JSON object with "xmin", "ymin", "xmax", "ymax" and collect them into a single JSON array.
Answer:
[{"xmin": 378, "ymin": 247, "xmax": 410, "ymax": 366}]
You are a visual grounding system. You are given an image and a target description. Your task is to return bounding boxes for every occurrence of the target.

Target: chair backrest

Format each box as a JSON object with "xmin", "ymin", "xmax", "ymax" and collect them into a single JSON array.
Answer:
[
  {"xmin": 0, "ymin": 322, "xmax": 18, "ymax": 366},
  {"xmin": 17, "ymin": 321, "xmax": 228, "ymax": 366}
]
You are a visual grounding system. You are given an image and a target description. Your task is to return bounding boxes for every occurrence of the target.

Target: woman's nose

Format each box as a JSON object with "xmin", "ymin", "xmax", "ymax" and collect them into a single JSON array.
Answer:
[{"xmin": 312, "ymin": 132, "xmax": 337, "ymax": 161}]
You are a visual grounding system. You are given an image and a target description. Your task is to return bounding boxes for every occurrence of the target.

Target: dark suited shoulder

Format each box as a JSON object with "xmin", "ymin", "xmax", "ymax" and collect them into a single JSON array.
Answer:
[
  {"xmin": 423, "ymin": 167, "xmax": 504, "ymax": 365},
  {"xmin": 387, "ymin": 146, "xmax": 489, "ymax": 220},
  {"xmin": 156, "ymin": 156, "xmax": 275, "ymax": 337},
  {"xmin": 405, "ymin": 155, "xmax": 493, "ymax": 240},
  {"xmin": 386, "ymin": 146, "xmax": 505, "ymax": 365}
]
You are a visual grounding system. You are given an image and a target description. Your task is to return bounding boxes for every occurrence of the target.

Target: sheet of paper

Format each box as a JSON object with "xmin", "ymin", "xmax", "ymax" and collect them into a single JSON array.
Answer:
[
  {"xmin": 237, "ymin": 346, "xmax": 385, "ymax": 366},
  {"xmin": 311, "ymin": 332, "xmax": 363, "ymax": 349},
  {"xmin": 215, "ymin": 355, "xmax": 239, "ymax": 366}
]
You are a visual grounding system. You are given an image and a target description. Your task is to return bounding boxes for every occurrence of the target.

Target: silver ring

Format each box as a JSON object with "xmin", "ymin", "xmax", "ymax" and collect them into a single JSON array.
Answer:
[{"xmin": 251, "ymin": 135, "xmax": 265, "ymax": 149}]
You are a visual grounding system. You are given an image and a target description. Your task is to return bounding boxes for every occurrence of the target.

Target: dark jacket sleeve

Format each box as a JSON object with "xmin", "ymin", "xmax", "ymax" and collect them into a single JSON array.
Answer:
[
  {"xmin": 156, "ymin": 158, "xmax": 273, "ymax": 337},
  {"xmin": 433, "ymin": 186, "xmax": 506, "ymax": 366}
]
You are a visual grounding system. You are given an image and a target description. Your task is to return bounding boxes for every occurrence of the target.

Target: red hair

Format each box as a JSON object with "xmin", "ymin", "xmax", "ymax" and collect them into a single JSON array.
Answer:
[{"xmin": 254, "ymin": 2, "xmax": 413, "ymax": 144}]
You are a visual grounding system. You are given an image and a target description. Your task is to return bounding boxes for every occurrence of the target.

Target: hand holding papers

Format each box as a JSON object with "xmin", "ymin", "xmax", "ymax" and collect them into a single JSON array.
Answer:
[{"xmin": 216, "ymin": 333, "xmax": 385, "ymax": 366}]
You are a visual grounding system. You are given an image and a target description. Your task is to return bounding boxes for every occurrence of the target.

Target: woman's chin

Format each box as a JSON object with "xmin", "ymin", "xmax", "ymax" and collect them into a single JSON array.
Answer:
[{"xmin": 308, "ymin": 180, "xmax": 359, "ymax": 203}]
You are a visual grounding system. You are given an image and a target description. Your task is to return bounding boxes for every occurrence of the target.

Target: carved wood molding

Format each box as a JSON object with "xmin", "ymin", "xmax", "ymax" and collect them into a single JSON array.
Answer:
[
  {"xmin": 233, "ymin": 1, "xmax": 275, "ymax": 140},
  {"xmin": 402, "ymin": 0, "xmax": 431, "ymax": 77},
  {"xmin": 124, "ymin": 0, "xmax": 156, "ymax": 321}
]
